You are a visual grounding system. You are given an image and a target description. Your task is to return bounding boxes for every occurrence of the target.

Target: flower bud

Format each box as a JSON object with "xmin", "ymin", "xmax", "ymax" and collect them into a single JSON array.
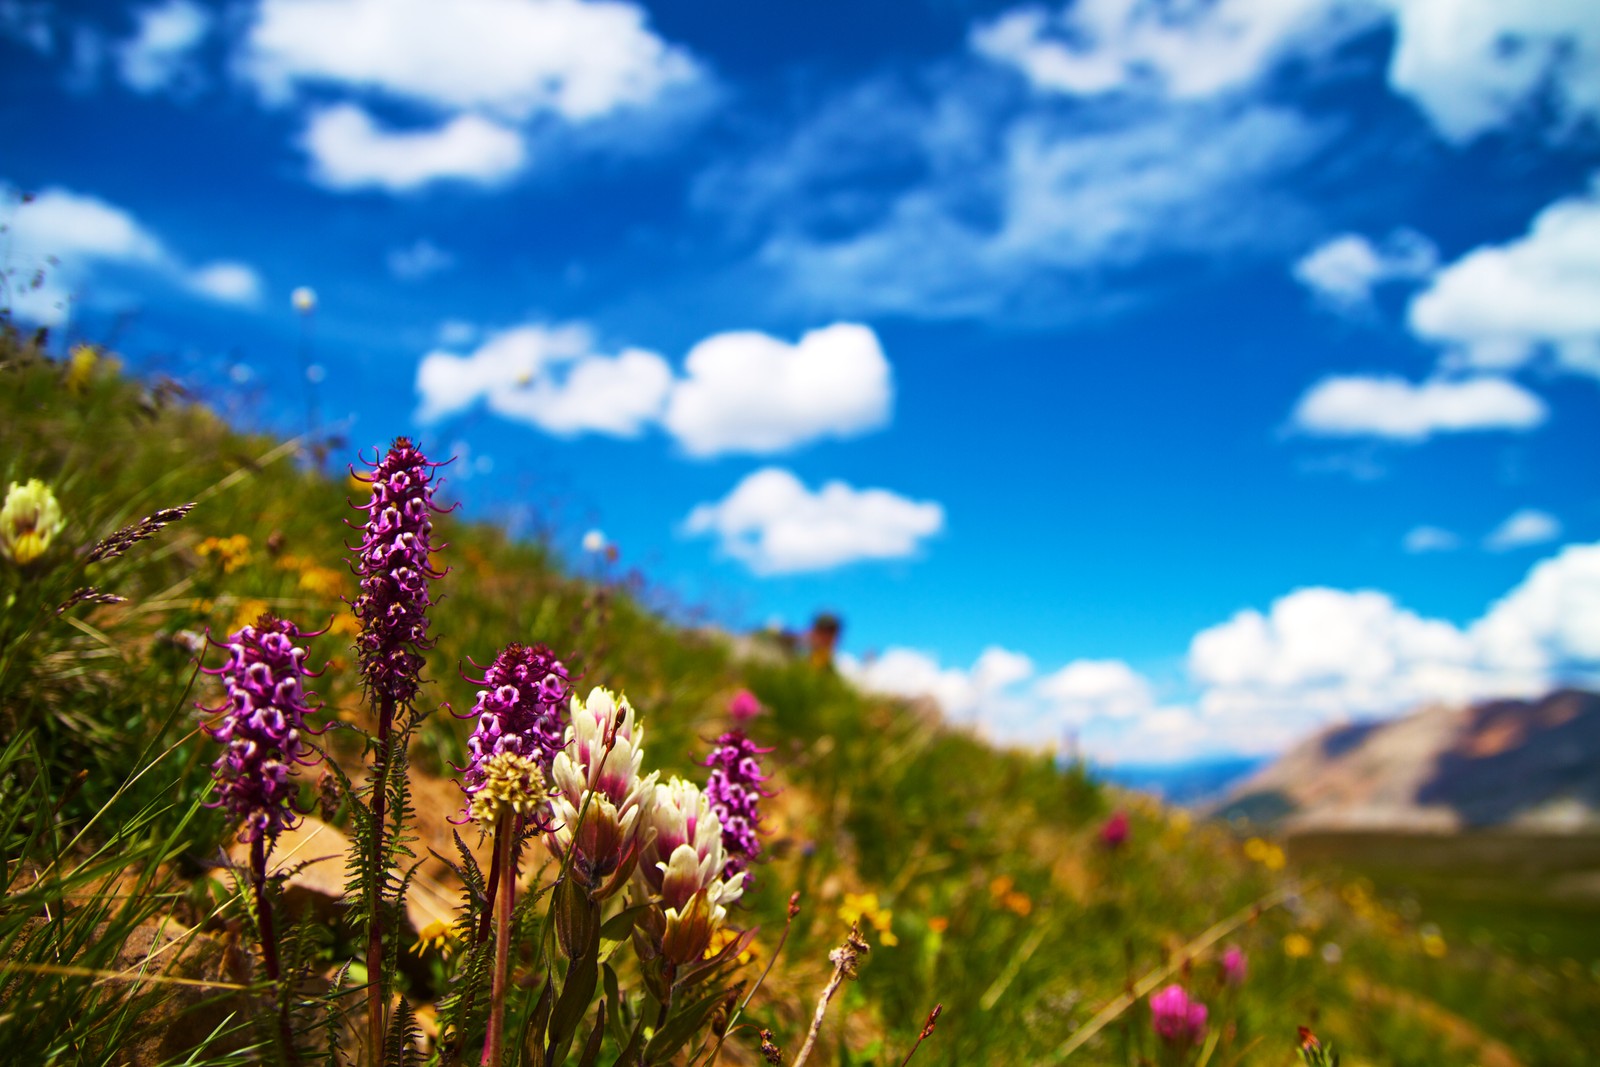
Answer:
[{"xmin": 547, "ymin": 687, "xmax": 657, "ymax": 898}]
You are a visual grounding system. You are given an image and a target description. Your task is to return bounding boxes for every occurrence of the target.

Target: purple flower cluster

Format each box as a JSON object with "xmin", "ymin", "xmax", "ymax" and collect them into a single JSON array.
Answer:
[
  {"xmin": 201, "ymin": 615, "xmax": 321, "ymax": 844},
  {"xmin": 459, "ymin": 643, "xmax": 571, "ymax": 824},
  {"xmin": 1150, "ymin": 984, "xmax": 1208, "ymax": 1047},
  {"xmin": 351, "ymin": 438, "xmax": 443, "ymax": 705},
  {"xmin": 703, "ymin": 729, "xmax": 772, "ymax": 884}
]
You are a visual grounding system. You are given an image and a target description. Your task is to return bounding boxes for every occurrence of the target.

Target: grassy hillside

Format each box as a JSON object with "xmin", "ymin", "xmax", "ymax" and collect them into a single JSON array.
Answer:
[{"xmin": 3, "ymin": 329, "xmax": 1598, "ymax": 1066}]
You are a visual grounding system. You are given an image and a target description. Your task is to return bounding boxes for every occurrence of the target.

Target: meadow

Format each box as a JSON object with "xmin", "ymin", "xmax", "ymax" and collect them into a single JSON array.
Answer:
[{"xmin": 3, "ymin": 325, "xmax": 1597, "ymax": 1066}]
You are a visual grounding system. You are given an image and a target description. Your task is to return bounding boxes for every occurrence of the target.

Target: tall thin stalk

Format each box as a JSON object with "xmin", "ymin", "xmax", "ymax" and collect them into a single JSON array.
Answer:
[
  {"xmin": 366, "ymin": 694, "xmax": 394, "ymax": 1063},
  {"xmin": 482, "ymin": 811, "xmax": 517, "ymax": 1067}
]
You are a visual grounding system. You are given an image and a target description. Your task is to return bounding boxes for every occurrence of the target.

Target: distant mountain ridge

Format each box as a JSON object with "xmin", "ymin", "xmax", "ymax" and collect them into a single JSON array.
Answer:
[{"xmin": 1215, "ymin": 689, "xmax": 1600, "ymax": 832}]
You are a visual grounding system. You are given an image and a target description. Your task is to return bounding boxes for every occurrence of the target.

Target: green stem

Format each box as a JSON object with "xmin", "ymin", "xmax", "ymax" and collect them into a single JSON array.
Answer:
[
  {"xmin": 366, "ymin": 693, "xmax": 394, "ymax": 1064},
  {"xmin": 482, "ymin": 811, "xmax": 517, "ymax": 1067}
]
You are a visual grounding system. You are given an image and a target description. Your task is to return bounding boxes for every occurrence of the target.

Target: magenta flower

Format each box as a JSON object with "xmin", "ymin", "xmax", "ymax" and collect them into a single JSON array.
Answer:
[
  {"xmin": 457, "ymin": 642, "xmax": 571, "ymax": 825},
  {"xmin": 703, "ymin": 728, "xmax": 773, "ymax": 884},
  {"xmin": 1099, "ymin": 810, "xmax": 1130, "ymax": 850},
  {"xmin": 350, "ymin": 437, "xmax": 444, "ymax": 706},
  {"xmin": 728, "ymin": 688, "xmax": 763, "ymax": 725},
  {"xmin": 1221, "ymin": 944, "xmax": 1248, "ymax": 986},
  {"xmin": 200, "ymin": 615, "xmax": 322, "ymax": 844},
  {"xmin": 1150, "ymin": 984, "xmax": 1207, "ymax": 1046}
]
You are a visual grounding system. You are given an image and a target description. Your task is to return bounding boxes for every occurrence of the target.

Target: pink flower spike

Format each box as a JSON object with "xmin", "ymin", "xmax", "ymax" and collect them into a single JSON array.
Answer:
[{"xmin": 1150, "ymin": 984, "xmax": 1207, "ymax": 1046}]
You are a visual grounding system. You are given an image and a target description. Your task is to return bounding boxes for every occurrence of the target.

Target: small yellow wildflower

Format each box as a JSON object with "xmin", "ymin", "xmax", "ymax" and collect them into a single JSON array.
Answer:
[
  {"xmin": 1244, "ymin": 836, "xmax": 1287, "ymax": 871},
  {"xmin": 230, "ymin": 598, "xmax": 271, "ymax": 632},
  {"xmin": 197, "ymin": 534, "xmax": 252, "ymax": 573},
  {"xmin": 704, "ymin": 925, "xmax": 760, "ymax": 965},
  {"xmin": 1243, "ymin": 837, "xmax": 1270, "ymax": 862},
  {"xmin": 988, "ymin": 874, "xmax": 1014, "ymax": 899},
  {"xmin": 66, "ymin": 344, "xmax": 100, "ymax": 392},
  {"xmin": 0, "ymin": 479, "xmax": 66, "ymax": 565},
  {"xmin": 1168, "ymin": 810, "xmax": 1192, "ymax": 835},
  {"xmin": 838, "ymin": 892, "xmax": 898, "ymax": 946},
  {"xmin": 1283, "ymin": 933, "xmax": 1314, "ymax": 959},
  {"xmin": 329, "ymin": 612, "xmax": 362, "ymax": 638},
  {"xmin": 298, "ymin": 564, "xmax": 346, "ymax": 598},
  {"xmin": 1002, "ymin": 891, "xmax": 1033, "ymax": 917},
  {"xmin": 411, "ymin": 919, "xmax": 455, "ymax": 958},
  {"xmin": 1420, "ymin": 925, "xmax": 1447, "ymax": 958}
]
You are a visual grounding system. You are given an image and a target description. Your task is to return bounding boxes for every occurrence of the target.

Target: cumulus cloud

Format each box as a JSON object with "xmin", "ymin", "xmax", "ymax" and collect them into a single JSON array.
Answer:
[
  {"xmin": 971, "ymin": 0, "xmax": 1373, "ymax": 100},
  {"xmin": 241, "ymin": 0, "xmax": 699, "ymax": 121},
  {"xmin": 1402, "ymin": 525, "xmax": 1459, "ymax": 553},
  {"xmin": 845, "ymin": 542, "xmax": 1600, "ymax": 761},
  {"xmin": 388, "ymin": 239, "xmax": 456, "ymax": 280},
  {"xmin": 3, "ymin": 185, "xmax": 264, "ymax": 323},
  {"xmin": 1289, "ymin": 374, "xmax": 1547, "ymax": 440},
  {"xmin": 662, "ymin": 323, "xmax": 892, "ymax": 457},
  {"xmin": 415, "ymin": 322, "xmax": 672, "ymax": 436},
  {"xmin": 1293, "ymin": 230, "xmax": 1438, "ymax": 309},
  {"xmin": 1484, "ymin": 508, "xmax": 1562, "ymax": 553},
  {"xmin": 841, "ymin": 646, "xmax": 1035, "ymax": 724},
  {"xmin": 415, "ymin": 321, "xmax": 897, "ymax": 454},
  {"xmin": 302, "ymin": 104, "xmax": 525, "ymax": 192},
  {"xmin": 1408, "ymin": 179, "xmax": 1600, "ymax": 378},
  {"xmin": 1384, "ymin": 0, "xmax": 1600, "ymax": 143},
  {"xmin": 117, "ymin": 0, "xmax": 209, "ymax": 94},
  {"xmin": 683, "ymin": 467, "xmax": 944, "ymax": 575}
]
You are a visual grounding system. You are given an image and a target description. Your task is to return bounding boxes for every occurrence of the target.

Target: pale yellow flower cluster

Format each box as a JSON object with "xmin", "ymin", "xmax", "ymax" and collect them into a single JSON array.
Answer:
[{"xmin": 1, "ymin": 479, "xmax": 66, "ymax": 565}]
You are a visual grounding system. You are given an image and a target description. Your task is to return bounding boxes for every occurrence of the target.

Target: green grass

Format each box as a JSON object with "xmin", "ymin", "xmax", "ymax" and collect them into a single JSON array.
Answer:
[{"xmin": 4, "ymin": 330, "xmax": 1600, "ymax": 1065}]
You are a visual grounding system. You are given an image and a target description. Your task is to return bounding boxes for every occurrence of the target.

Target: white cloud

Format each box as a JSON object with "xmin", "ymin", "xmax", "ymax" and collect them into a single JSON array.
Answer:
[
  {"xmin": 241, "ymin": 0, "xmax": 699, "ymax": 121},
  {"xmin": 388, "ymin": 239, "xmax": 456, "ymax": 280},
  {"xmin": 415, "ymin": 322, "xmax": 672, "ymax": 437},
  {"xmin": 841, "ymin": 645, "xmax": 1035, "ymax": 724},
  {"xmin": 186, "ymin": 261, "xmax": 262, "ymax": 305},
  {"xmin": 1384, "ymin": 0, "xmax": 1600, "ymax": 143},
  {"xmin": 1408, "ymin": 180, "xmax": 1600, "ymax": 377},
  {"xmin": 1402, "ymin": 525, "xmax": 1458, "ymax": 553},
  {"xmin": 662, "ymin": 323, "xmax": 892, "ymax": 457},
  {"xmin": 1036, "ymin": 659, "xmax": 1155, "ymax": 725},
  {"xmin": 3, "ymin": 186, "xmax": 263, "ymax": 323},
  {"xmin": 971, "ymin": 0, "xmax": 1373, "ymax": 100},
  {"xmin": 1484, "ymin": 508, "xmax": 1562, "ymax": 553},
  {"xmin": 1290, "ymin": 374, "xmax": 1547, "ymax": 440},
  {"xmin": 1293, "ymin": 229, "xmax": 1437, "ymax": 309},
  {"xmin": 1472, "ymin": 542, "xmax": 1600, "ymax": 676},
  {"xmin": 117, "ymin": 0, "xmax": 209, "ymax": 94},
  {"xmin": 756, "ymin": 99, "xmax": 1327, "ymax": 320},
  {"xmin": 302, "ymin": 104, "xmax": 525, "ymax": 192},
  {"xmin": 683, "ymin": 467, "xmax": 944, "ymax": 575},
  {"xmin": 414, "ymin": 319, "xmax": 898, "ymax": 453}
]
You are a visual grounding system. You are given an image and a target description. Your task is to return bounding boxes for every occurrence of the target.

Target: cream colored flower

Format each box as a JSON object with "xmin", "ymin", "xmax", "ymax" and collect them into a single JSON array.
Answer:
[
  {"xmin": 547, "ymin": 687, "xmax": 658, "ymax": 898},
  {"xmin": 1, "ymin": 479, "xmax": 66, "ymax": 565},
  {"xmin": 637, "ymin": 776, "xmax": 744, "ymax": 964}
]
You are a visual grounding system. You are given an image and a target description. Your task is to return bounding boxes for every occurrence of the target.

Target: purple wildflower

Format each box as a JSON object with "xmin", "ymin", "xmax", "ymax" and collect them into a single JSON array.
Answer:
[
  {"xmin": 728, "ymin": 689, "xmax": 762, "ymax": 725},
  {"xmin": 350, "ymin": 437, "xmax": 443, "ymax": 706},
  {"xmin": 1150, "ymin": 984, "xmax": 1208, "ymax": 1046},
  {"xmin": 201, "ymin": 615, "xmax": 321, "ymax": 844},
  {"xmin": 458, "ymin": 643, "xmax": 570, "ymax": 825},
  {"xmin": 1099, "ymin": 810, "xmax": 1130, "ymax": 850},
  {"xmin": 703, "ymin": 728, "xmax": 773, "ymax": 885},
  {"xmin": 1221, "ymin": 944, "xmax": 1248, "ymax": 987}
]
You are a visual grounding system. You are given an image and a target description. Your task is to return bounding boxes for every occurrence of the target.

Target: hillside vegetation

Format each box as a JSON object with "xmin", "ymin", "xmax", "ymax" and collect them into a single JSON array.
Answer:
[{"xmin": 3, "ymin": 329, "xmax": 1598, "ymax": 1066}]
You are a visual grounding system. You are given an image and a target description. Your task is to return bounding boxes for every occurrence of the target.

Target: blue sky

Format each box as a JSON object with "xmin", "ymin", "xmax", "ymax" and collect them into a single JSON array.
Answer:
[{"xmin": 3, "ymin": 0, "xmax": 1599, "ymax": 763}]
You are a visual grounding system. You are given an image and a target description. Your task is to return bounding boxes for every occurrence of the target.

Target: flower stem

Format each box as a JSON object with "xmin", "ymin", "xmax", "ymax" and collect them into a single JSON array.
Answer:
[
  {"xmin": 482, "ymin": 810, "xmax": 517, "ymax": 1067},
  {"xmin": 366, "ymin": 694, "xmax": 394, "ymax": 1064},
  {"xmin": 251, "ymin": 835, "xmax": 298, "ymax": 1066}
]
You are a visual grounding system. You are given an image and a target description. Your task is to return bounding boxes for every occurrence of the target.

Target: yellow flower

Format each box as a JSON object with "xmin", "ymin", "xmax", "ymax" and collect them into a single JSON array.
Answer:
[
  {"xmin": 838, "ymin": 892, "xmax": 898, "ymax": 946},
  {"xmin": 988, "ymin": 874, "xmax": 1014, "ymax": 899},
  {"xmin": 329, "ymin": 612, "xmax": 362, "ymax": 638},
  {"xmin": 1168, "ymin": 810, "xmax": 1192, "ymax": 835},
  {"xmin": 411, "ymin": 919, "xmax": 455, "ymax": 958},
  {"xmin": 1244, "ymin": 836, "xmax": 1287, "ymax": 870},
  {"xmin": 1283, "ymin": 933, "xmax": 1313, "ymax": 959},
  {"xmin": 1, "ymin": 479, "xmax": 66, "ymax": 565},
  {"xmin": 1420, "ymin": 928, "xmax": 1447, "ymax": 958},
  {"xmin": 197, "ymin": 534, "xmax": 252, "ymax": 573},
  {"xmin": 66, "ymin": 344, "xmax": 100, "ymax": 393},
  {"xmin": 298, "ymin": 564, "xmax": 347, "ymax": 598},
  {"xmin": 927, "ymin": 916, "xmax": 949, "ymax": 935},
  {"xmin": 704, "ymin": 926, "xmax": 760, "ymax": 965},
  {"xmin": 230, "ymin": 598, "xmax": 271, "ymax": 632},
  {"xmin": 1002, "ymin": 891, "xmax": 1033, "ymax": 917},
  {"xmin": 1243, "ymin": 837, "xmax": 1270, "ymax": 862}
]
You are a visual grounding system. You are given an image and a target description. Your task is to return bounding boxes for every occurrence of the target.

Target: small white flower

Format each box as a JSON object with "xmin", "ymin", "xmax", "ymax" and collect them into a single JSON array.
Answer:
[
  {"xmin": 291, "ymin": 287, "xmax": 317, "ymax": 314},
  {"xmin": 582, "ymin": 529, "xmax": 607, "ymax": 554}
]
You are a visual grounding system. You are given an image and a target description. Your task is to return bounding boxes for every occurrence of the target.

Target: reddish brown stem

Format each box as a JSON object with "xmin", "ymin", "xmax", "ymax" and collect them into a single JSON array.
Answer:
[
  {"xmin": 252, "ymin": 835, "xmax": 299, "ymax": 1065},
  {"xmin": 482, "ymin": 812, "xmax": 517, "ymax": 1067},
  {"xmin": 366, "ymin": 694, "xmax": 394, "ymax": 1064}
]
